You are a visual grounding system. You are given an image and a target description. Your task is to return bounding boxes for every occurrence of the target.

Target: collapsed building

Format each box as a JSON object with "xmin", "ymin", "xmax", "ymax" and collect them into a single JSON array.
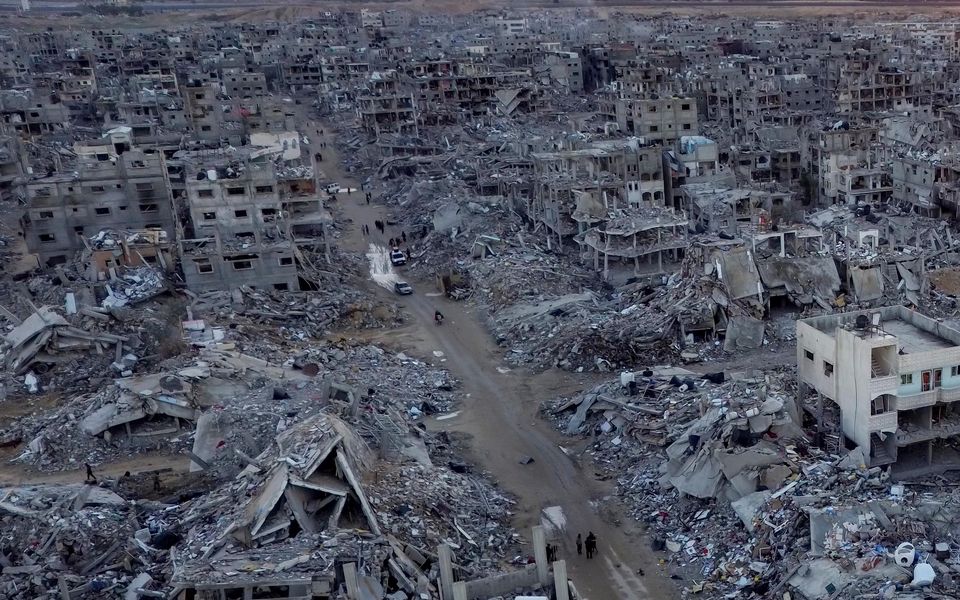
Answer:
[{"xmin": 8, "ymin": 8, "xmax": 960, "ymax": 600}]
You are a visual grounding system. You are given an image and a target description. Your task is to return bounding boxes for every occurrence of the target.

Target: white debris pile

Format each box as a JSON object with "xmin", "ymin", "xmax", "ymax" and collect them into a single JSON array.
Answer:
[{"xmin": 101, "ymin": 265, "xmax": 168, "ymax": 307}]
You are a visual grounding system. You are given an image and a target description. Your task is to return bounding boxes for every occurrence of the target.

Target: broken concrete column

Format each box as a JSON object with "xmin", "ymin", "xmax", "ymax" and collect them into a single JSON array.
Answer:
[
  {"xmin": 438, "ymin": 543, "xmax": 455, "ymax": 600},
  {"xmin": 342, "ymin": 562, "xmax": 360, "ymax": 599},
  {"xmin": 553, "ymin": 560, "xmax": 570, "ymax": 600},
  {"xmin": 452, "ymin": 581, "xmax": 468, "ymax": 600},
  {"xmin": 533, "ymin": 525, "xmax": 550, "ymax": 586}
]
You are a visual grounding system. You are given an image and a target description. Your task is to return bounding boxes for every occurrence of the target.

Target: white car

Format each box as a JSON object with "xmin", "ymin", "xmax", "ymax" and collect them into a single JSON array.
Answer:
[
  {"xmin": 390, "ymin": 250, "xmax": 407, "ymax": 266},
  {"xmin": 324, "ymin": 183, "xmax": 340, "ymax": 194}
]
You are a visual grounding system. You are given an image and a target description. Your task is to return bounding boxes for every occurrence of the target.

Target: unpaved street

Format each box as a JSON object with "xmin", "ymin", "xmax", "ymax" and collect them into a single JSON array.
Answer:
[{"xmin": 308, "ymin": 118, "xmax": 677, "ymax": 599}]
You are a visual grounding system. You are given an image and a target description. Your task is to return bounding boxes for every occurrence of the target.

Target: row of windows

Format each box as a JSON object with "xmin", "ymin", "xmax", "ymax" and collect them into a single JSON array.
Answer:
[
  {"xmin": 900, "ymin": 367, "xmax": 960, "ymax": 390},
  {"xmin": 193, "ymin": 256, "xmax": 293, "ymax": 273},
  {"xmin": 806, "ymin": 349, "xmax": 960, "ymax": 388},
  {"xmin": 35, "ymin": 203, "xmax": 159, "ymax": 220},
  {"xmin": 200, "ymin": 207, "xmax": 278, "ymax": 220},
  {"xmin": 195, "ymin": 185, "xmax": 274, "ymax": 198},
  {"xmin": 803, "ymin": 349, "xmax": 835, "ymax": 377},
  {"xmin": 646, "ymin": 123, "xmax": 693, "ymax": 132},
  {"xmin": 643, "ymin": 103, "xmax": 692, "ymax": 112}
]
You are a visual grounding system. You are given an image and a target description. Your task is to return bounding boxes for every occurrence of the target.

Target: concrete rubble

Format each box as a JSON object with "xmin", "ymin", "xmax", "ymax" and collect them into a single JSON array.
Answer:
[
  {"xmin": 547, "ymin": 368, "xmax": 960, "ymax": 599},
  {"xmin": 0, "ymin": 335, "xmax": 543, "ymax": 598},
  {"xmin": 6, "ymin": 5, "xmax": 960, "ymax": 600}
]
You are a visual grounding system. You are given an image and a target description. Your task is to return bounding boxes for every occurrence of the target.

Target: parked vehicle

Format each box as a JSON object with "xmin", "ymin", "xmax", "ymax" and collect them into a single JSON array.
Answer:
[
  {"xmin": 390, "ymin": 250, "xmax": 407, "ymax": 266},
  {"xmin": 394, "ymin": 281, "xmax": 413, "ymax": 295}
]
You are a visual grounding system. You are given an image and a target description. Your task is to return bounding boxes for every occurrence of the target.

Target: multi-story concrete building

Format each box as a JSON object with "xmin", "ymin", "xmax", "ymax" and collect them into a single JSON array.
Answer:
[
  {"xmin": 0, "ymin": 88, "xmax": 71, "ymax": 135},
  {"xmin": 177, "ymin": 152, "xmax": 325, "ymax": 293},
  {"xmin": 603, "ymin": 94, "xmax": 698, "ymax": 144},
  {"xmin": 21, "ymin": 143, "xmax": 173, "ymax": 267},
  {"xmin": 798, "ymin": 307, "xmax": 960, "ymax": 474},
  {"xmin": 544, "ymin": 51, "xmax": 584, "ymax": 93},
  {"xmin": 356, "ymin": 71, "xmax": 417, "ymax": 138},
  {"xmin": 223, "ymin": 69, "xmax": 268, "ymax": 98},
  {"xmin": 819, "ymin": 153, "xmax": 891, "ymax": 206}
]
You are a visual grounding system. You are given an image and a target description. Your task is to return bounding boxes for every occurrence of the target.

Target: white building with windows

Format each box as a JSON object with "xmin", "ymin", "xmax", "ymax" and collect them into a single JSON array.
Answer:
[{"xmin": 797, "ymin": 306, "xmax": 960, "ymax": 474}]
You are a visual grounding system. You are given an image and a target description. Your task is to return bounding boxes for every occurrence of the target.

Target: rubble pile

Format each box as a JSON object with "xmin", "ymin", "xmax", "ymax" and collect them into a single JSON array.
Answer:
[
  {"xmin": 0, "ymin": 305, "xmax": 146, "ymax": 394},
  {"xmin": 0, "ymin": 335, "xmax": 523, "ymax": 598},
  {"xmin": 491, "ymin": 267, "xmax": 715, "ymax": 371},
  {"xmin": 0, "ymin": 485, "xmax": 168, "ymax": 600},
  {"xmin": 1, "ymin": 336, "xmax": 460, "ymax": 476},
  {"xmin": 3, "ymin": 373, "xmax": 197, "ymax": 470},
  {"xmin": 548, "ymin": 369, "xmax": 960, "ymax": 599},
  {"xmin": 369, "ymin": 463, "xmax": 520, "ymax": 574},
  {"xmin": 168, "ymin": 410, "xmax": 522, "ymax": 597},
  {"xmin": 100, "ymin": 265, "xmax": 168, "ymax": 308},
  {"xmin": 188, "ymin": 279, "xmax": 402, "ymax": 339}
]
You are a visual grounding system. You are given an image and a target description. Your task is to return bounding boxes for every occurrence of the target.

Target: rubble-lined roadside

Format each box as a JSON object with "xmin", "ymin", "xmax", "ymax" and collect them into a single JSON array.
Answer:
[
  {"xmin": 544, "ymin": 369, "xmax": 960, "ymax": 599},
  {"xmin": 0, "ymin": 333, "xmax": 531, "ymax": 599}
]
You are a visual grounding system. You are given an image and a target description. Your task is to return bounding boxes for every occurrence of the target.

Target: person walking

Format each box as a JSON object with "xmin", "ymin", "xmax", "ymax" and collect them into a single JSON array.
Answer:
[
  {"xmin": 84, "ymin": 463, "xmax": 95, "ymax": 482},
  {"xmin": 366, "ymin": 192, "xmax": 371, "ymax": 204},
  {"xmin": 576, "ymin": 534, "xmax": 583, "ymax": 556},
  {"xmin": 401, "ymin": 231, "xmax": 407, "ymax": 243},
  {"xmin": 153, "ymin": 473, "xmax": 161, "ymax": 492},
  {"xmin": 585, "ymin": 532, "xmax": 597, "ymax": 559}
]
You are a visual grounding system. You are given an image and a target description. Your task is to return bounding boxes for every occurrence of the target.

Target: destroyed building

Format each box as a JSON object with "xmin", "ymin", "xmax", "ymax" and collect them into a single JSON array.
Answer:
[
  {"xmin": 21, "ymin": 140, "xmax": 172, "ymax": 268},
  {"xmin": 8, "ymin": 9, "xmax": 960, "ymax": 600},
  {"xmin": 798, "ymin": 306, "xmax": 960, "ymax": 474},
  {"xmin": 175, "ymin": 151, "xmax": 324, "ymax": 293}
]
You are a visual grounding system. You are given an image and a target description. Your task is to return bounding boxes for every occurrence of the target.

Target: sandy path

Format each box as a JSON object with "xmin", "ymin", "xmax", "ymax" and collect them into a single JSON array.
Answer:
[{"xmin": 307, "ymin": 112, "xmax": 676, "ymax": 599}]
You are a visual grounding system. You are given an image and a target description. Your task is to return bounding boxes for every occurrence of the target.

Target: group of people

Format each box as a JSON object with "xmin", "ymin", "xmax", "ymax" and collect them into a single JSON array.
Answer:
[
  {"xmin": 575, "ymin": 532, "xmax": 598, "ymax": 559},
  {"xmin": 541, "ymin": 532, "xmax": 599, "ymax": 564},
  {"xmin": 85, "ymin": 463, "xmax": 162, "ymax": 492}
]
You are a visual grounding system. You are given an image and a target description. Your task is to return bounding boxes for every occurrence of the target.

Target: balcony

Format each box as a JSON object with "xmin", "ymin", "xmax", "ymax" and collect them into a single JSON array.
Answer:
[
  {"xmin": 868, "ymin": 411, "xmax": 897, "ymax": 433},
  {"xmin": 939, "ymin": 386, "xmax": 960, "ymax": 403},
  {"xmin": 869, "ymin": 375, "xmax": 898, "ymax": 395},
  {"xmin": 898, "ymin": 390, "xmax": 937, "ymax": 410}
]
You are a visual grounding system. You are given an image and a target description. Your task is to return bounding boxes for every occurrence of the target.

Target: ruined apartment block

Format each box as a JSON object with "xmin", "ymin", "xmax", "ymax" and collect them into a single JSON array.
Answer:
[
  {"xmin": 798, "ymin": 307, "xmax": 960, "ymax": 475},
  {"xmin": 21, "ymin": 141, "xmax": 172, "ymax": 267},
  {"xmin": 177, "ymin": 154, "xmax": 322, "ymax": 293}
]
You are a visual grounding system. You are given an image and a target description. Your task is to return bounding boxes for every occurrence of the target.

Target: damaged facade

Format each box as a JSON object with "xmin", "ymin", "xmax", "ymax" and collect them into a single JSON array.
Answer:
[{"xmin": 4, "ymin": 7, "xmax": 960, "ymax": 600}]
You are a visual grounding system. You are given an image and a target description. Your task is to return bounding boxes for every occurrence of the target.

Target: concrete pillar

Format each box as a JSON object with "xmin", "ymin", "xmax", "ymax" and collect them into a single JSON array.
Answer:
[
  {"xmin": 452, "ymin": 581, "xmax": 468, "ymax": 600},
  {"xmin": 553, "ymin": 560, "xmax": 570, "ymax": 600},
  {"xmin": 438, "ymin": 543, "xmax": 455, "ymax": 600},
  {"xmin": 532, "ymin": 525, "xmax": 550, "ymax": 586},
  {"xmin": 342, "ymin": 562, "xmax": 360, "ymax": 599}
]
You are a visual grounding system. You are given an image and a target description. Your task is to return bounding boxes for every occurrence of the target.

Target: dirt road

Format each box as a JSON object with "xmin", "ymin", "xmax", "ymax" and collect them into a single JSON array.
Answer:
[{"xmin": 306, "ymin": 117, "xmax": 677, "ymax": 599}]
